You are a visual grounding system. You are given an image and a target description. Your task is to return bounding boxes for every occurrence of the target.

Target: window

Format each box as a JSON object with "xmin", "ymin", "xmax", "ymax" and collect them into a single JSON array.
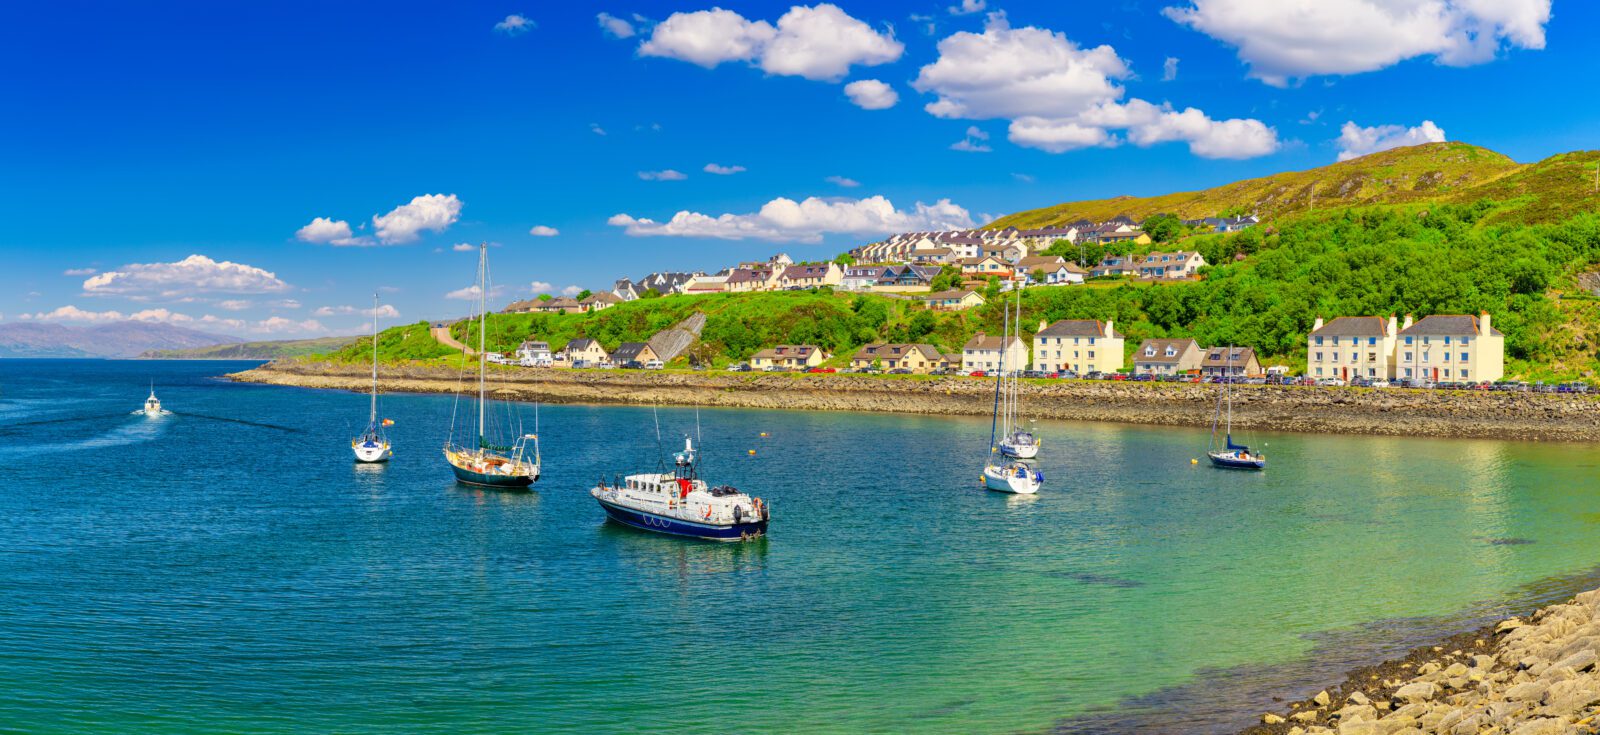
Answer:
[
  {"xmin": 1462, "ymin": 370, "xmax": 1470, "ymax": 379},
  {"xmin": 1316, "ymin": 367, "xmax": 1323, "ymax": 376},
  {"xmin": 1165, "ymin": 347, "xmax": 1176, "ymax": 357},
  {"xmin": 1444, "ymin": 336, "xmax": 1451, "ymax": 345},
  {"xmin": 1422, "ymin": 352, "xmax": 1430, "ymax": 362},
  {"xmin": 1315, "ymin": 336, "xmax": 1324, "ymax": 346},
  {"xmin": 1144, "ymin": 347, "xmax": 1155, "ymax": 356},
  {"xmin": 1369, "ymin": 337, "xmax": 1377, "ymax": 346},
  {"xmin": 1368, "ymin": 368, "xmax": 1376, "ymax": 377},
  {"xmin": 1314, "ymin": 351, "xmax": 1322, "ymax": 361},
  {"xmin": 1423, "ymin": 336, "xmax": 1431, "ymax": 345},
  {"xmin": 1460, "ymin": 352, "xmax": 1468, "ymax": 362},
  {"xmin": 1404, "ymin": 367, "xmax": 1413, "ymax": 377},
  {"xmin": 1333, "ymin": 336, "xmax": 1341, "ymax": 346},
  {"xmin": 1461, "ymin": 337, "xmax": 1471, "ymax": 346},
  {"xmin": 1350, "ymin": 353, "xmax": 1357, "ymax": 363},
  {"xmin": 1404, "ymin": 351, "xmax": 1413, "ymax": 362},
  {"xmin": 1405, "ymin": 336, "xmax": 1413, "ymax": 345},
  {"xmin": 1088, "ymin": 351, "xmax": 1095, "ymax": 358}
]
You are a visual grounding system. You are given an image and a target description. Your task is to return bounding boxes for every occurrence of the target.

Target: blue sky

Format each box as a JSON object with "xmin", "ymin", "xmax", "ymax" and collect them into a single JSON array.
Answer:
[{"xmin": 0, "ymin": 0, "xmax": 1589, "ymax": 338}]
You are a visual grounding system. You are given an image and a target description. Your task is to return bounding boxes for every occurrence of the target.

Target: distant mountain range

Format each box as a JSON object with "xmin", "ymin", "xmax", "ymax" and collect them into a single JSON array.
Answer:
[
  {"xmin": 140, "ymin": 336, "xmax": 357, "ymax": 360},
  {"xmin": 0, "ymin": 321, "xmax": 242, "ymax": 358}
]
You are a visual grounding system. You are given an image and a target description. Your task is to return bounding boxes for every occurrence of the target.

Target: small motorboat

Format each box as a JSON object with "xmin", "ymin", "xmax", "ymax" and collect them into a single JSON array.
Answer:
[
  {"xmin": 135, "ymin": 383, "xmax": 170, "ymax": 416},
  {"xmin": 591, "ymin": 436, "xmax": 768, "ymax": 541},
  {"xmin": 983, "ymin": 460, "xmax": 1042, "ymax": 494}
]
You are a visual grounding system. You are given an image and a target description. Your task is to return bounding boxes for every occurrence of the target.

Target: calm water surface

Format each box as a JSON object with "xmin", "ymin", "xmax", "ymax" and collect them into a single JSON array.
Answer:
[{"xmin": 1, "ymin": 360, "xmax": 1597, "ymax": 734}]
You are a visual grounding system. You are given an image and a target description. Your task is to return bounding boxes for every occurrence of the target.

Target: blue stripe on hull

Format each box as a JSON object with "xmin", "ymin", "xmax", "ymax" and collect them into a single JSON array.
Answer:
[
  {"xmin": 597, "ymin": 499, "xmax": 767, "ymax": 541},
  {"xmin": 450, "ymin": 465, "xmax": 535, "ymax": 488},
  {"xmin": 1208, "ymin": 456, "xmax": 1265, "ymax": 470}
]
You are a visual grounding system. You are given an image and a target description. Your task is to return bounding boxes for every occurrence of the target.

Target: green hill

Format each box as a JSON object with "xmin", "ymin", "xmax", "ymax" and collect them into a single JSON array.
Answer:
[
  {"xmin": 987, "ymin": 143, "xmax": 1598, "ymax": 229},
  {"xmin": 143, "ymin": 336, "xmax": 356, "ymax": 360}
]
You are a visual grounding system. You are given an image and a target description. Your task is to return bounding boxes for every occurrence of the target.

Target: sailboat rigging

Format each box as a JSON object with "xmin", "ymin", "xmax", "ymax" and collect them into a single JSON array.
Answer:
[
  {"xmin": 997, "ymin": 281, "xmax": 1039, "ymax": 459},
  {"xmin": 983, "ymin": 278, "xmax": 1043, "ymax": 494},
  {"xmin": 443, "ymin": 243, "xmax": 541, "ymax": 487},
  {"xmin": 352, "ymin": 293, "xmax": 393, "ymax": 463},
  {"xmin": 1206, "ymin": 345, "xmax": 1265, "ymax": 470}
]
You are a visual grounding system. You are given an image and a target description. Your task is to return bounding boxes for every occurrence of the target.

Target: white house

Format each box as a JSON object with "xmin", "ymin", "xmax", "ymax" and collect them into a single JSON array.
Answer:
[{"xmin": 962, "ymin": 332, "xmax": 1028, "ymax": 373}]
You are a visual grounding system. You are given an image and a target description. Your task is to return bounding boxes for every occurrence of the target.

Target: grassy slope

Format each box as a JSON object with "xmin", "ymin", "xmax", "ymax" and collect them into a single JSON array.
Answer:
[
  {"xmin": 142, "ymin": 336, "xmax": 356, "ymax": 359},
  {"xmin": 988, "ymin": 142, "xmax": 1526, "ymax": 228}
]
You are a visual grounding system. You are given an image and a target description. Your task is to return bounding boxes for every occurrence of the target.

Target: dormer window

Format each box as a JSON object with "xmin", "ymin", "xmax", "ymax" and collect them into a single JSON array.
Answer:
[{"xmin": 1164, "ymin": 347, "xmax": 1176, "ymax": 357}]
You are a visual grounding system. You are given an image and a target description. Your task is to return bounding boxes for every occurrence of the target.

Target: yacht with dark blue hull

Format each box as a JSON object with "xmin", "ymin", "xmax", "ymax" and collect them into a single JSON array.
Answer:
[{"xmin": 590, "ymin": 437, "xmax": 768, "ymax": 541}]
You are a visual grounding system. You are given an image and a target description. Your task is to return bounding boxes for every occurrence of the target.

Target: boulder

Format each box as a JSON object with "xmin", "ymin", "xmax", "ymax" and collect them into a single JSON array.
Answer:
[
  {"xmin": 1393, "ymin": 681, "xmax": 1438, "ymax": 703},
  {"xmin": 1509, "ymin": 718, "xmax": 1568, "ymax": 735},
  {"xmin": 1552, "ymin": 648, "xmax": 1597, "ymax": 673},
  {"xmin": 1543, "ymin": 677, "xmax": 1600, "ymax": 713},
  {"xmin": 1346, "ymin": 690, "xmax": 1369, "ymax": 706},
  {"xmin": 1263, "ymin": 713, "xmax": 1286, "ymax": 725},
  {"xmin": 1313, "ymin": 689, "xmax": 1332, "ymax": 707},
  {"xmin": 1334, "ymin": 720, "xmax": 1380, "ymax": 735},
  {"xmin": 1505, "ymin": 679, "xmax": 1550, "ymax": 702}
]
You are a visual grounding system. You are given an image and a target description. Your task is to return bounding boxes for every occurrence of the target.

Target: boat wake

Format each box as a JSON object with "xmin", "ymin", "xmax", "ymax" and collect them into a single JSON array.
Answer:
[{"xmin": 0, "ymin": 416, "xmax": 169, "ymax": 457}]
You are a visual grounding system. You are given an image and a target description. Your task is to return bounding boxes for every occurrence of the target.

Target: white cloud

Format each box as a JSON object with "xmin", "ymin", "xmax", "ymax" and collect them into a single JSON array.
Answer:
[
  {"xmin": 63, "ymin": 267, "xmax": 97, "ymax": 276},
  {"xmin": 313, "ymin": 304, "xmax": 399, "ymax": 318},
  {"xmin": 590, "ymin": 122, "xmax": 608, "ymax": 136},
  {"xmin": 295, "ymin": 217, "xmax": 368, "ymax": 246},
  {"xmin": 200, "ymin": 315, "xmax": 247, "ymax": 331},
  {"xmin": 446, "ymin": 284, "xmax": 507, "ymax": 301},
  {"xmin": 561, "ymin": 285, "xmax": 584, "ymax": 297},
  {"xmin": 217, "ymin": 299, "xmax": 252, "ymax": 311},
  {"xmin": 83, "ymin": 255, "xmax": 292, "ymax": 298},
  {"xmin": 609, "ymin": 195, "xmax": 975, "ymax": 243},
  {"xmin": 1335, "ymin": 119, "xmax": 1447, "ymax": 161},
  {"xmin": 529, "ymin": 281, "xmax": 554, "ymax": 294},
  {"xmin": 128, "ymin": 308, "xmax": 192, "ymax": 323},
  {"xmin": 948, "ymin": 0, "xmax": 986, "ymax": 15},
  {"xmin": 1163, "ymin": 0, "xmax": 1551, "ymax": 86},
  {"xmin": 951, "ymin": 125, "xmax": 992, "ymax": 152},
  {"xmin": 528, "ymin": 225, "xmax": 560, "ymax": 236},
  {"xmin": 494, "ymin": 14, "xmax": 535, "ymax": 36},
  {"xmin": 844, "ymin": 79, "xmax": 899, "ymax": 109},
  {"xmin": 825, "ymin": 175, "xmax": 861, "ymax": 187},
  {"xmin": 913, "ymin": 15, "xmax": 1130, "ymax": 121},
  {"xmin": 598, "ymin": 12, "xmax": 637, "ymax": 38},
  {"xmin": 23, "ymin": 305, "xmax": 127, "ymax": 323},
  {"xmin": 914, "ymin": 16, "xmax": 1277, "ymax": 158},
  {"xmin": 703, "ymin": 163, "xmax": 747, "ymax": 175},
  {"xmin": 1162, "ymin": 56, "xmax": 1179, "ymax": 81},
  {"xmin": 1012, "ymin": 172, "xmax": 1036, "ymax": 183},
  {"xmin": 639, "ymin": 169, "xmax": 688, "ymax": 181},
  {"xmin": 253, "ymin": 317, "xmax": 327, "ymax": 334},
  {"xmin": 272, "ymin": 299, "xmax": 302, "ymax": 309},
  {"xmin": 452, "ymin": 243, "xmax": 476, "ymax": 252},
  {"xmin": 371, "ymin": 194, "xmax": 462, "ymax": 244},
  {"xmin": 639, "ymin": 4, "xmax": 902, "ymax": 82}
]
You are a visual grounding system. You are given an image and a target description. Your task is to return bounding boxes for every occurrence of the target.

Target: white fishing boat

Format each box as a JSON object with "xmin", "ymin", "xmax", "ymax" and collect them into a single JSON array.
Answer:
[
  {"xmin": 443, "ymin": 243, "xmax": 541, "ymax": 487},
  {"xmin": 984, "ymin": 280, "xmax": 1043, "ymax": 493},
  {"xmin": 591, "ymin": 423, "xmax": 768, "ymax": 541},
  {"xmin": 352, "ymin": 293, "xmax": 393, "ymax": 464},
  {"xmin": 135, "ymin": 383, "xmax": 170, "ymax": 416}
]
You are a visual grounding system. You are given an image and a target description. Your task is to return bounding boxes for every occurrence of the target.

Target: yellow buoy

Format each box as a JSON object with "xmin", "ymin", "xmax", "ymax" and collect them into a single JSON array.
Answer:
[
  {"xmin": 748, "ymin": 450, "xmax": 757, "ymax": 456},
  {"xmin": 759, "ymin": 432, "xmax": 769, "ymax": 438},
  {"xmin": 1191, "ymin": 458, "xmax": 1199, "ymax": 464}
]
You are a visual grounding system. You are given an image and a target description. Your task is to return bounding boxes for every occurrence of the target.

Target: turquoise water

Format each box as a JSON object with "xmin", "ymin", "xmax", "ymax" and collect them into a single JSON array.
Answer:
[{"xmin": 1, "ymin": 360, "xmax": 1598, "ymax": 734}]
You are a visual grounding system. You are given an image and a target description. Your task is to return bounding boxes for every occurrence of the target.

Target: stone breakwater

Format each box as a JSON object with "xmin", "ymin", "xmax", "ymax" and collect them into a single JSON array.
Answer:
[
  {"xmin": 1242, "ymin": 590, "xmax": 1600, "ymax": 735},
  {"xmin": 228, "ymin": 361, "xmax": 1600, "ymax": 442}
]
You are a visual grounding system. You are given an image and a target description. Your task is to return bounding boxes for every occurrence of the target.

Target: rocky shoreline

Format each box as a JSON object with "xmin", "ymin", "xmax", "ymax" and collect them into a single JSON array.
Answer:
[
  {"xmin": 227, "ymin": 361, "xmax": 1600, "ymax": 442},
  {"xmin": 1239, "ymin": 589, "xmax": 1600, "ymax": 735}
]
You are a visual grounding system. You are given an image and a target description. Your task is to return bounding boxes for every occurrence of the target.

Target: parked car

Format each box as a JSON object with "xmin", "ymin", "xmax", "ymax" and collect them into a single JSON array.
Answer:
[
  {"xmin": 571, "ymin": 359, "xmax": 592, "ymax": 369},
  {"xmin": 1057, "ymin": 371, "xmax": 1078, "ymax": 380},
  {"xmin": 1317, "ymin": 378, "xmax": 1347, "ymax": 387},
  {"xmin": 807, "ymin": 367, "xmax": 837, "ymax": 374},
  {"xmin": 726, "ymin": 363, "xmax": 751, "ymax": 372},
  {"xmin": 968, "ymin": 370, "xmax": 987, "ymax": 378},
  {"xmin": 1367, "ymin": 379, "xmax": 1391, "ymax": 388},
  {"xmin": 888, "ymin": 368, "xmax": 912, "ymax": 375},
  {"xmin": 1084, "ymin": 371, "xmax": 1105, "ymax": 381},
  {"xmin": 1022, "ymin": 370, "xmax": 1047, "ymax": 379},
  {"xmin": 644, "ymin": 359, "xmax": 664, "ymax": 370}
]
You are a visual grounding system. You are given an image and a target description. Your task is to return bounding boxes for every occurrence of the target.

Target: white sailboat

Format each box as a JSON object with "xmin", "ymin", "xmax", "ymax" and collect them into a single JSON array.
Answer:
[
  {"xmin": 996, "ymin": 283, "xmax": 1040, "ymax": 459},
  {"xmin": 1207, "ymin": 345, "xmax": 1265, "ymax": 470},
  {"xmin": 984, "ymin": 281, "xmax": 1042, "ymax": 494},
  {"xmin": 352, "ymin": 293, "xmax": 393, "ymax": 463},
  {"xmin": 443, "ymin": 243, "xmax": 541, "ymax": 487}
]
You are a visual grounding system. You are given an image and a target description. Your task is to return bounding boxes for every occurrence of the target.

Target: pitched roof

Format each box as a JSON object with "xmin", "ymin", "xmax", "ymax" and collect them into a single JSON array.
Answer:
[
  {"xmin": 725, "ymin": 268, "xmax": 773, "ymax": 284},
  {"xmin": 1036, "ymin": 319, "xmax": 1122, "ymax": 339},
  {"xmin": 751, "ymin": 344, "xmax": 822, "ymax": 360},
  {"xmin": 923, "ymin": 289, "xmax": 983, "ymax": 302},
  {"xmin": 611, "ymin": 342, "xmax": 654, "ymax": 361},
  {"xmin": 1133, "ymin": 338, "xmax": 1198, "ymax": 364},
  {"xmin": 963, "ymin": 332, "xmax": 1022, "ymax": 351},
  {"xmin": 564, "ymin": 338, "xmax": 602, "ymax": 352},
  {"xmin": 780, "ymin": 264, "xmax": 833, "ymax": 280},
  {"xmin": 1017, "ymin": 255, "xmax": 1066, "ymax": 269},
  {"xmin": 540, "ymin": 297, "xmax": 580, "ymax": 308},
  {"xmin": 1202, "ymin": 346, "xmax": 1257, "ymax": 368},
  {"xmin": 518, "ymin": 340, "xmax": 550, "ymax": 351},
  {"xmin": 1310, "ymin": 316, "xmax": 1391, "ymax": 337},
  {"xmin": 580, "ymin": 292, "xmax": 621, "ymax": 304},
  {"xmin": 1398, "ymin": 314, "xmax": 1503, "ymax": 337},
  {"xmin": 851, "ymin": 343, "xmax": 940, "ymax": 361}
]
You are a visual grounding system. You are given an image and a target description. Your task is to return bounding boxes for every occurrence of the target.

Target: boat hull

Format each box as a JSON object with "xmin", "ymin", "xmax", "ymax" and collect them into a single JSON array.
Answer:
[
  {"xmin": 450, "ymin": 463, "xmax": 536, "ymax": 487},
  {"xmin": 999, "ymin": 442, "xmax": 1039, "ymax": 459},
  {"xmin": 353, "ymin": 442, "xmax": 392, "ymax": 463},
  {"xmin": 596, "ymin": 498, "xmax": 767, "ymax": 541},
  {"xmin": 983, "ymin": 468, "xmax": 1041, "ymax": 494},
  {"xmin": 1207, "ymin": 452, "xmax": 1265, "ymax": 470}
]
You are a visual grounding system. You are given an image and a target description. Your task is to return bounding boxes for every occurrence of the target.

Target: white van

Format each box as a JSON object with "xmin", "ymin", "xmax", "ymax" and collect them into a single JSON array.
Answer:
[{"xmin": 644, "ymin": 359, "xmax": 665, "ymax": 370}]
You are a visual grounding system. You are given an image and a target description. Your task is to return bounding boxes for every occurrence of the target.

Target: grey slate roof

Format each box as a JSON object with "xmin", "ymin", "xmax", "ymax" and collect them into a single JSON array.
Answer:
[
  {"xmin": 1310, "ymin": 316, "xmax": 1390, "ymax": 337},
  {"xmin": 1202, "ymin": 346, "xmax": 1257, "ymax": 369},
  {"xmin": 611, "ymin": 342, "xmax": 653, "ymax": 361},
  {"xmin": 1134, "ymin": 338, "xmax": 1199, "ymax": 364},
  {"xmin": 1399, "ymin": 314, "xmax": 1503, "ymax": 337},
  {"xmin": 1036, "ymin": 319, "xmax": 1122, "ymax": 339}
]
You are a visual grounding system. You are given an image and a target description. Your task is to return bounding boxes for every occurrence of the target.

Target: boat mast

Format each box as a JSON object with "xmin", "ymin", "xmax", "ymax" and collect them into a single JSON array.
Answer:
[
  {"xmin": 477, "ymin": 242, "xmax": 487, "ymax": 446},
  {"xmin": 370, "ymin": 292, "xmax": 379, "ymax": 426},
  {"xmin": 1225, "ymin": 345, "xmax": 1234, "ymax": 438}
]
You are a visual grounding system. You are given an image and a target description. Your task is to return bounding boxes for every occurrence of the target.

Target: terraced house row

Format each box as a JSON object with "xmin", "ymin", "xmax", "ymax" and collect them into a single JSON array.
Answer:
[{"xmin": 1306, "ymin": 313, "xmax": 1504, "ymax": 382}]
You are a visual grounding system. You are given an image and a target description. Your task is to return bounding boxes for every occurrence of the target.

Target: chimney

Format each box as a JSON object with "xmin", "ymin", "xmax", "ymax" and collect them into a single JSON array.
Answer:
[
  {"xmin": 1104, "ymin": 320, "xmax": 1115, "ymax": 338},
  {"xmin": 1038, "ymin": 319, "xmax": 1048, "ymax": 333},
  {"xmin": 1312, "ymin": 316, "xmax": 1324, "ymax": 332},
  {"xmin": 1479, "ymin": 311, "xmax": 1491, "ymax": 335},
  {"xmin": 1387, "ymin": 315, "xmax": 1398, "ymax": 337},
  {"xmin": 1402, "ymin": 313, "xmax": 1414, "ymax": 332}
]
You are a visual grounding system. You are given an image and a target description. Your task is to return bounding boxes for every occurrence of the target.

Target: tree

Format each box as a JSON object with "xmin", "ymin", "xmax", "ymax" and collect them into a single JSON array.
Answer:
[
  {"xmin": 576, "ymin": 289, "xmax": 593, "ymax": 301},
  {"xmin": 930, "ymin": 265, "xmax": 964, "ymax": 292},
  {"xmin": 640, "ymin": 287, "xmax": 662, "ymax": 299},
  {"xmin": 834, "ymin": 253, "xmax": 856, "ymax": 266},
  {"xmin": 537, "ymin": 294, "xmax": 553, "ymax": 302},
  {"xmin": 1143, "ymin": 213, "xmax": 1182, "ymax": 243},
  {"xmin": 1030, "ymin": 268, "xmax": 1047, "ymax": 286}
]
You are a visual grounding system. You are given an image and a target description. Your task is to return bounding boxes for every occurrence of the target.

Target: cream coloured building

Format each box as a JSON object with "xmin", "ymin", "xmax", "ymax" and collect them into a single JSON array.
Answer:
[
  {"xmin": 1306, "ymin": 315, "xmax": 1399, "ymax": 382},
  {"xmin": 1032, "ymin": 319, "xmax": 1124, "ymax": 374},
  {"xmin": 1396, "ymin": 313, "xmax": 1504, "ymax": 382},
  {"xmin": 961, "ymin": 333, "xmax": 1028, "ymax": 373}
]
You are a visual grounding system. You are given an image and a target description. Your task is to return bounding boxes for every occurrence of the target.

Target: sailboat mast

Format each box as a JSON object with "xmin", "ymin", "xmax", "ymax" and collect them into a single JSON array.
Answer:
[
  {"xmin": 370, "ymin": 292, "xmax": 379, "ymax": 425},
  {"xmin": 477, "ymin": 242, "xmax": 487, "ymax": 444}
]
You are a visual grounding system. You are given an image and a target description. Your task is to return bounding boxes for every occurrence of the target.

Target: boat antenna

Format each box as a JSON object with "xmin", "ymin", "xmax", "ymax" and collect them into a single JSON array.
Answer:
[{"xmin": 652, "ymin": 404, "xmax": 666, "ymax": 469}]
